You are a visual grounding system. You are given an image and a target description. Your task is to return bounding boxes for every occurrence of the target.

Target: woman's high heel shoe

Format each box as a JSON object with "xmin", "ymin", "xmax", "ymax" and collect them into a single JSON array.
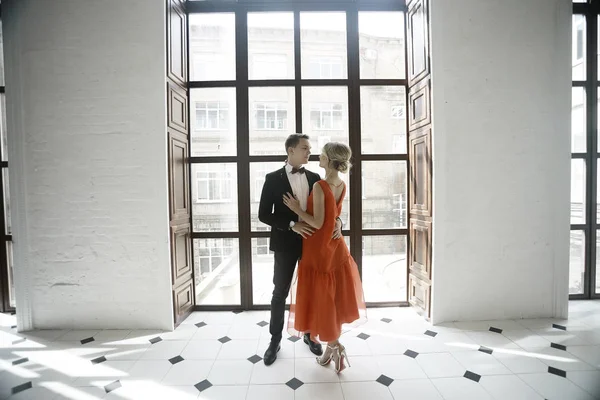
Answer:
[
  {"xmin": 316, "ymin": 344, "xmax": 335, "ymax": 366},
  {"xmin": 332, "ymin": 344, "xmax": 350, "ymax": 373}
]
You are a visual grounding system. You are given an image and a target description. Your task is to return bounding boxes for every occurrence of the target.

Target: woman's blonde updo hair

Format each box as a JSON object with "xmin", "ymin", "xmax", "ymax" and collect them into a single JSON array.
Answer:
[{"xmin": 322, "ymin": 142, "xmax": 352, "ymax": 173}]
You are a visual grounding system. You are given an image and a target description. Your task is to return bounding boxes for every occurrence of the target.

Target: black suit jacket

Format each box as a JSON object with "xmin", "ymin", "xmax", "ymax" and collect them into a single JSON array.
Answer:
[{"xmin": 258, "ymin": 166, "xmax": 321, "ymax": 255}]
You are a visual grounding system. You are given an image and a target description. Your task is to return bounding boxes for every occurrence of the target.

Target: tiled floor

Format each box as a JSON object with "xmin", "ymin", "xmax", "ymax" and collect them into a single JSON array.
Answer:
[{"xmin": 0, "ymin": 301, "xmax": 599, "ymax": 399}]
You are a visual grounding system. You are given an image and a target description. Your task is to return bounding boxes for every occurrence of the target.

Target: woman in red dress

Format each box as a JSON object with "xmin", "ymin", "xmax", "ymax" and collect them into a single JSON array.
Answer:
[{"xmin": 283, "ymin": 142, "xmax": 367, "ymax": 373}]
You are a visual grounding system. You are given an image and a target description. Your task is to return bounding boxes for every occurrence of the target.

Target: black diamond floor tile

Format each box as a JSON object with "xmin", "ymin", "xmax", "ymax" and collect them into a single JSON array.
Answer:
[
  {"xmin": 376, "ymin": 374, "xmax": 394, "ymax": 387},
  {"xmin": 91, "ymin": 356, "xmax": 107, "ymax": 365},
  {"xmin": 12, "ymin": 338, "xmax": 26, "ymax": 345},
  {"xmin": 404, "ymin": 349, "xmax": 419, "ymax": 358},
  {"xmin": 248, "ymin": 354, "xmax": 263, "ymax": 364},
  {"xmin": 169, "ymin": 355, "xmax": 184, "ymax": 365},
  {"xmin": 232, "ymin": 310, "xmax": 243, "ymax": 314},
  {"xmin": 552, "ymin": 324, "xmax": 567, "ymax": 331},
  {"xmin": 286, "ymin": 377, "xmax": 304, "ymax": 390},
  {"xmin": 218, "ymin": 336, "xmax": 231, "ymax": 344},
  {"xmin": 195, "ymin": 322, "xmax": 207, "ymax": 328},
  {"xmin": 464, "ymin": 371, "xmax": 481, "ymax": 383},
  {"xmin": 548, "ymin": 366, "xmax": 567, "ymax": 378},
  {"xmin": 149, "ymin": 337, "xmax": 162, "ymax": 344},
  {"xmin": 12, "ymin": 357, "xmax": 29, "ymax": 366},
  {"xmin": 10, "ymin": 325, "xmax": 16, "ymax": 329},
  {"xmin": 381, "ymin": 318, "xmax": 392, "ymax": 323},
  {"xmin": 11, "ymin": 382, "xmax": 32, "ymax": 395},
  {"xmin": 104, "ymin": 380, "xmax": 122, "ymax": 393},
  {"xmin": 489, "ymin": 327, "xmax": 503, "ymax": 334},
  {"xmin": 80, "ymin": 337, "xmax": 95, "ymax": 345},
  {"xmin": 288, "ymin": 336, "xmax": 301, "ymax": 343},
  {"xmin": 257, "ymin": 321, "xmax": 269, "ymax": 327},
  {"xmin": 357, "ymin": 332, "xmax": 370, "ymax": 340},
  {"xmin": 195, "ymin": 379, "xmax": 213, "ymax": 392},
  {"xmin": 424, "ymin": 330, "xmax": 438, "ymax": 337},
  {"xmin": 478, "ymin": 346, "xmax": 493, "ymax": 355},
  {"xmin": 551, "ymin": 343, "xmax": 567, "ymax": 351}
]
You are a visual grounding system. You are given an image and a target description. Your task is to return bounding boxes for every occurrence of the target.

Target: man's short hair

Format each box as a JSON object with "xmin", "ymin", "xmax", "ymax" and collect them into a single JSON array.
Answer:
[{"xmin": 285, "ymin": 134, "xmax": 310, "ymax": 154}]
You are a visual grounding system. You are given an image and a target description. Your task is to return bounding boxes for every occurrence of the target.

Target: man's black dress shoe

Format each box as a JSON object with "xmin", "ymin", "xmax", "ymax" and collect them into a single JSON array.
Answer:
[
  {"xmin": 263, "ymin": 340, "xmax": 281, "ymax": 366},
  {"xmin": 304, "ymin": 333, "xmax": 323, "ymax": 356}
]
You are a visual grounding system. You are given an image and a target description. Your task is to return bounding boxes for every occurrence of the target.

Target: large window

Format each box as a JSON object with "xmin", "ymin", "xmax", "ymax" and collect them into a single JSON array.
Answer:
[
  {"xmin": 570, "ymin": 2, "xmax": 600, "ymax": 299},
  {"xmin": 188, "ymin": 1, "xmax": 408, "ymax": 308},
  {"xmin": 0, "ymin": 18, "xmax": 14, "ymax": 312}
]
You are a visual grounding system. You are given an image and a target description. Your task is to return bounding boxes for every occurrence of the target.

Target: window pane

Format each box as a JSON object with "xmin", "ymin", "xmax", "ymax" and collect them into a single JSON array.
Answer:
[
  {"xmin": 597, "ymin": 231, "xmax": 600, "ymax": 294},
  {"xmin": 305, "ymin": 161, "xmax": 350, "ymax": 229},
  {"xmin": 363, "ymin": 235, "xmax": 407, "ymax": 302},
  {"xmin": 7, "ymin": 242, "xmax": 14, "ymax": 307},
  {"xmin": 249, "ymin": 87, "xmax": 296, "ymax": 155},
  {"xmin": 190, "ymin": 13, "xmax": 236, "ymax": 81},
  {"xmin": 572, "ymin": 87, "xmax": 586, "ymax": 153},
  {"xmin": 3, "ymin": 169, "xmax": 10, "ymax": 235},
  {"xmin": 359, "ymin": 12, "xmax": 405, "ymax": 79},
  {"xmin": 569, "ymin": 230, "xmax": 585, "ymax": 295},
  {"xmin": 571, "ymin": 159, "xmax": 585, "ymax": 225},
  {"xmin": 573, "ymin": 15, "xmax": 585, "ymax": 81},
  {"xmin": 301, "ymin": 13, "xmax": 348, "ymax": 79},
  {"xmin": 362, "ymin": 161, "xmax": 407, "ymax": 229},
  {"xmin": 192, "ymin": 163, "xmax": 238, "ymax": 232},
  {"xmin": 302, "ymin": 87, "xmax": 349, "ymax": 154},
  {"xmin": 0, "ymin": 21, "xmax": 4, "ymax": 86},
  {"xmin": 251, "ymin": 237, "xmax": 292, "ymax": 305},
  {"xmin": 191, "ymin": 88, "xmax": 237, "ymax": 157},
  {"xmin": 250, "ymin": 162, "xmax": 286, "ymax": 231},
  {"xmin": 361, "ymin": 86, "xmax": 406, "ymax": 154},
  {"xmin": 248, "ymin": 13, "xmax": 294, "ymax": 80},
  {"xmin": 1, "ymin": 94, "xmax": 6, "ymax": 163},
  {"xmin": 195, "ymin": 238, "xmax": 241, "ymax": 305}
]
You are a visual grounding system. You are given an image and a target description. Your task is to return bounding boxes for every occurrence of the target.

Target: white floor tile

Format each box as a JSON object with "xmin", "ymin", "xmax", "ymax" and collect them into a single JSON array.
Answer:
[
  {"xmin": 452, "ymin": 350, "xmax": 512, "ymax": 375},
  {"xmin": 375, "ymin": 355, "xmax": 427, "ymax": 380},
  {"xmin": 464, "ymin": 331, "xmax": 520, "ymax": 349},
  {"xmin": 250, "ymin": 358, "xmax": 294, "ymax": 384},
  {"xmin": 417, "ymin": 353, "xmax": 466, "ymax": 378},
  {"xmin": 181, "ymin": 340, "xmax": 222, "ymax": 360},
  {"xmin": 55, "ymin": 330, "xmax": 101, "ymax": 342},
  {"xmin": 138, "ymin": 340, "xmax": 188, "ymax": 360},
  {"xmin": 431, "ymin": 377, "xmax": 493, "ymax": 400},
  {"xmin": 217, "ymin": 339, "xmax": 259, "ymax": 360},
  {"xmin": 191, "ymin": 325, "xmax": 231, "ymax": 341},
  {"xmin": 526, "ymin": 347, "xmax": 596, "ymax": 372},
  {"xmin": 492, "ymin": 349, "xmax": 549, "ymax": 374},
  {"xmin": 294, "ymin": 356, "xmax": 340, "ymax": 383},
  {"xmin": 123, "ymin": 359, "xmax": 172, "ymax": 383},
  {"xmin": 388, "ymin": 379, "xmax": 443, "ymax": 400},
  {"xmin": 207, "ymin": 359, "xmax": 253, "ymax": 385},
  {"xmin": 341, "ymin": 381, "xmax": 394, "ymax": 400},
  {"xmin": 245, "ymin": 384, "xmax": 294, "ymax": 400},
  {"xmin": 519, "ymin": 373, "xmax": 595, "ymax": 400},
  {"xmin": 567, "ymin": 370, "xmax": 600, "ymax": 399},
  {"xmin": 568, "ymin": 345, "xmax": 600, "ymax": 369},
  {"xmin": 479, "ymin": 374, "xmax": 544, "ymax": 400},
  {"xmin": 337, "ymin": 355, "xmax": 383, "ymax": 382},
  {"xmin": 295, "ymin": 383, "xmax": 344, "ymax": 400},
  {"xmin": 161, "ymin": 360, "xmax": 213, "ymax": 386},
  {"xmin": 197, "ymin": 384, "xmax": 248, "ymax": 400}
]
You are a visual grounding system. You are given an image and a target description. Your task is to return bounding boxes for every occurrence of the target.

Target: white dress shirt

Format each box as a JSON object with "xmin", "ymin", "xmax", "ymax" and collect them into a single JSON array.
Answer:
[{"xmin": 285, "ymin": 164, "xmax": 310, "ymax": 221}]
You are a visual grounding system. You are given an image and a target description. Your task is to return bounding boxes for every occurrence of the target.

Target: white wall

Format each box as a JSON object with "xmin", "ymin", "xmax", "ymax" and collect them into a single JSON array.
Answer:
[
  {"xmin": 430, "ymin": 0, "xmax": 572, "ymax": 323},
  {"xmin": 3, "ymin": 0, "xmax": 173, "ymax": 331}
]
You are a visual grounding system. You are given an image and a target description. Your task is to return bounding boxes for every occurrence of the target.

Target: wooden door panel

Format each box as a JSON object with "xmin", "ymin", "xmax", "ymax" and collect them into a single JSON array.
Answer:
[
  {"xmin": 409, "ymin": 219, "xmax": 432, "ymax": 279},
  {"xmin": 166, "ymin": 0, "xmax": 192, "ymax": 326},
  {"xmin": 171, "ymin": 223, "xmax": 193, "ymax": 286},
  {"xmin": 167, "ymin": 1, "xmax": 187, "ymax": 88},
  {"xmin": 168, "ymin": 131, "xmax": 190, "ymax": 223},
  {"xmin": 407, "ymin": 0, "xmax": 430, "ymax": 85},
  {"xmin": 409, "ymin": 127, "xmax": 432, "ymax": 216},
  {"xmin": 407, "ymin": 0, "xmax": 433, "ymax": 319}
]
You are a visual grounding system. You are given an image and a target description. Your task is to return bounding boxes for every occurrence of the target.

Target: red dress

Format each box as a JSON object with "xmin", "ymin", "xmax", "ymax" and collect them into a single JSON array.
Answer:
[{"xmin": 287, "ymin": 180, "xmax": 367, "ymax": 342}]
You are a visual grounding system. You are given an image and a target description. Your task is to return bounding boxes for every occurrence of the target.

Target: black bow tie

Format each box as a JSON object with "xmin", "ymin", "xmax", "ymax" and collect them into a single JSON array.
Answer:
[{"xmin": 291, "ymin": 167, "xmax": 306, "ymax": 174}]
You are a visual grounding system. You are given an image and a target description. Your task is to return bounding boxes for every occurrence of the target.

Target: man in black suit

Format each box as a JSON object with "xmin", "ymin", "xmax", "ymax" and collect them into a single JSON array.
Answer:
[{"xmin": 258, "ymin": 133, "xmax": 342, "ymax": 366}]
